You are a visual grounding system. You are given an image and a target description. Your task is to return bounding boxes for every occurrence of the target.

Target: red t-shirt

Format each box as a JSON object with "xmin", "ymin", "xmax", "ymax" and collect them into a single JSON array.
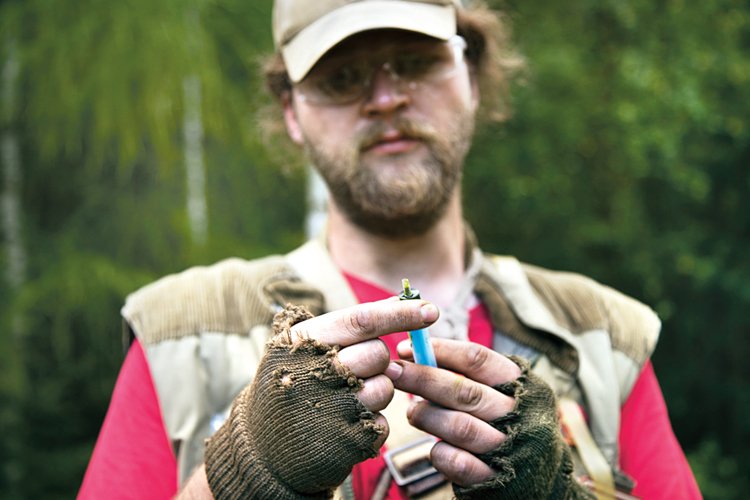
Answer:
[{"xmin": 79, "ymin": 274, "xmax": 701, "ymax": 499}]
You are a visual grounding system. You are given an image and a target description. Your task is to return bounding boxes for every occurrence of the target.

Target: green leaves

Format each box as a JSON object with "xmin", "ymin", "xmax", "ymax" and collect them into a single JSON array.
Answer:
[
  {"xmin": 2, "ymin": 0, "xmax": 274, "ymax": 173},
  {"xmin": 473, "ymin": 1, "xmax": 750, "ymax": 494}
]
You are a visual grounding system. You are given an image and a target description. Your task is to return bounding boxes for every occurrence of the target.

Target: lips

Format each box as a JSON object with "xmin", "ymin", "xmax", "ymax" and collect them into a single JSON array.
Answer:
[{"xmin": 361, "ymin": 130, "xmax": 421, "ymax": 154}]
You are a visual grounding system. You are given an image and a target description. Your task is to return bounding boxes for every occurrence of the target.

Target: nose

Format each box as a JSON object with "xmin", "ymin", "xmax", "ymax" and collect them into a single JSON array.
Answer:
[{"xmin": 361, "ymin": 63, "xmax": 410, "ymax": 117}]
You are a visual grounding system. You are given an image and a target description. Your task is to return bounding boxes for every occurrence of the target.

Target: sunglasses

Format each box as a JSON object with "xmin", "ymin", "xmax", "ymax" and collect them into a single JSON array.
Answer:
[{"xmin": 294, "ymin": 35, "xmax": 468, "ymax": 106}]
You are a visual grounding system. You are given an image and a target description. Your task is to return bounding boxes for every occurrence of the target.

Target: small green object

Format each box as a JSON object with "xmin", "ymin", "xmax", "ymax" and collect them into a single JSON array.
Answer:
[{"xmin": 399, "ymin": 278, "xmax": 421, "ymax": 300}]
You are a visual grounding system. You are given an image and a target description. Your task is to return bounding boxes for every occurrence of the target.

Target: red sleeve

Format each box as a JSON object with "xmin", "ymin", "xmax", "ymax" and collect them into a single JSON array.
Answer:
[
  {"xmin": 78, "ymin": 340, "xmax": 178, "ymax": 500},
  {"xmin": 619, "ymin": 361, "xmax": 702, "ymax": 499}
]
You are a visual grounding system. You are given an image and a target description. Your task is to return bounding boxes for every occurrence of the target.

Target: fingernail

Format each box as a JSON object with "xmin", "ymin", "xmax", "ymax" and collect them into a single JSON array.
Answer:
[
  {"xmin": 385, "ymin": 361, "xmax": 403, "ymax": 381},
  {"xmin": 420, "ymin": 303, "xmax": 438, "ymax": 324}
]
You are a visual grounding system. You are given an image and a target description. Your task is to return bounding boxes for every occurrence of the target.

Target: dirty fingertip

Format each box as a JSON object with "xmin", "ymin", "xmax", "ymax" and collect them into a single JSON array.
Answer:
[
  {"xmin": 420, "ymin": 303, "xmax": 439, "ymax": 324},
  {"xmin": 385, "ymin": 361, "xmax": 404, "ymax": 381},
  {"xmin": 396, "ymin": 340, "xmax": 413, "ymax": 357}
]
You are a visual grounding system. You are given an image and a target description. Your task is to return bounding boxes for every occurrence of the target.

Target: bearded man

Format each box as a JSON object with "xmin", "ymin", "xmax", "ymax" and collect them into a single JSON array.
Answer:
[{"xmin": 80, "ymin": 1, "xmax": 701, "ymax": 499}]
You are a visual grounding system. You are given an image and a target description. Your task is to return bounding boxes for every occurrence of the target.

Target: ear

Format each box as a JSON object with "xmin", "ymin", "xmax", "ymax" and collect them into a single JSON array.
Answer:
[{"xmin": 282, "ymin": 92, "xmax": 305, "ymax": 145}]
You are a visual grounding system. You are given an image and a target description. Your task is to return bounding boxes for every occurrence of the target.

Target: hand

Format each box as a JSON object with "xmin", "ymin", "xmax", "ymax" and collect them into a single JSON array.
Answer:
[
  {"xmin": 388, "ymin": 339, "xmax": 592, "ymax": 499},
  {"xmin": 289, "ymin": 296, "xmax": 441, "ymax": 433},
  {"xmin": 204, "ymin": 299, "xmax": 439, "ymax": 500},
  {"xmin": 387, "ymin": 338, "xmax": 521, "ymax": 486}
]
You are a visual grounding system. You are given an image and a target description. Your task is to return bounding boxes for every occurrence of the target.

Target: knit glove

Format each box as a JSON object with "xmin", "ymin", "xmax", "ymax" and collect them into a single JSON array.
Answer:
[
  {"xmin": 453, "ymin": 356, "xmax": 595, "ymax": 500},
  {"xmin": 205, "ymin": 304, "xmax": 385, "ymax": 500}
]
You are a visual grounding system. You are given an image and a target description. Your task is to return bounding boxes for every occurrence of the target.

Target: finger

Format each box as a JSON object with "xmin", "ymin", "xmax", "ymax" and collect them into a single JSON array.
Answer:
[
  {"xmin": 387, "ymin": 361, "xmax": 514, "ymax": 421},
  {"xmin": 430, "ymin": 441, "xmax": 494, "ymax": 487},
  {"xmin": 290, "ymin": 298, "xmax": 439, "ymax": 347},
  {"xmin": 407, "ymin": 399, "xmax": 505, "ymax": 454},
  {"xmin": 337, "ymin": 339, "xmax": 390, "ymax": 378},
  {"xmin": 397, "ymin": 338, "xmax": 521, "ymax": 386},
  {"xmin": 356, "ymin": 374, "xmax": 394, "ymax": 412},
  {"xmin": 372, "ymin": 413, "xmax": 389, "ymax": 450}
]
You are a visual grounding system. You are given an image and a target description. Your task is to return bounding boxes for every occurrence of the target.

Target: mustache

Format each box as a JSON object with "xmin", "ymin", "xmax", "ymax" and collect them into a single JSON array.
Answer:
[{"xmin": 357, "ymin": 118, "xmax": 438, "ymax": 151}]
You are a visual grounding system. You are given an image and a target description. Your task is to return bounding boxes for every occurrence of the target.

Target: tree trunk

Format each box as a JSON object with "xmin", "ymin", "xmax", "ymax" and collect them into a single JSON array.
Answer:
[
  {"xmin": 1, "ymin": 37, "xmax": 25, "ymax": 497},
  {"xmin": 182, "ymin": 74, "xmax": 208, "ymax": 245},
  {"xmin": 2, "ymin": 38, "xmax": 26, "ymax": 293}
]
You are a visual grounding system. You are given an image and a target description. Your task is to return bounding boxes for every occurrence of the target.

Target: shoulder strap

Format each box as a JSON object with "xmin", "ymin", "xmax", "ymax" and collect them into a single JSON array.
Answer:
[{"xmin": 560, "ymin": 397, "xmax": 616, "ymax": 498}]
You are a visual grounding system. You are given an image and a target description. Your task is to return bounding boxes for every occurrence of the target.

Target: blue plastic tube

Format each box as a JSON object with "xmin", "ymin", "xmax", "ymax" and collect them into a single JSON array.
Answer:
[
  {"xmin": 407, "ymin": 328, "xmax": 438, "ymax": 368},
  {"xmin": 399, "ymin": 278, "xmax": 438, "ymax": 368}
]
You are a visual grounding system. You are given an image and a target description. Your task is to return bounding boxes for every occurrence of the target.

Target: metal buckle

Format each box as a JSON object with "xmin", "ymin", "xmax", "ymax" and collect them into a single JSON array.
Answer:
[{"xmin": 383, "ymin": 436, "xmax": 438, "ymax": 486}]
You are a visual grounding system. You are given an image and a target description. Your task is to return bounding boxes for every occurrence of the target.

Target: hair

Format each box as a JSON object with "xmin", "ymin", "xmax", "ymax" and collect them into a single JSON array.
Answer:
[
  {"xmin": 258, "ymin": 1, "xmax": 525, "ymax": 143},
  {"xmin": 456, "ymin": 2, "xmax": 526, "ymax": 122}
]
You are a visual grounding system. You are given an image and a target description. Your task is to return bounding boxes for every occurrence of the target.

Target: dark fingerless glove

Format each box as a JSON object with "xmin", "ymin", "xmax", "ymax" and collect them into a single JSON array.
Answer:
[
  {"xmin": 453, "ymin": 356, "xmax": 594, "ymax": 500},
  {"xmin": 205, "ymin": 304, "xmax": 385, "ymax": 500}
]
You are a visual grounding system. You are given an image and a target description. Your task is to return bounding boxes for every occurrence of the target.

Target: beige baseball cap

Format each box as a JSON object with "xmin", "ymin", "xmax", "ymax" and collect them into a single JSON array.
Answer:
[{"xmin": 273, "ymin": 0, "xmax": 463, "ymax": 83}]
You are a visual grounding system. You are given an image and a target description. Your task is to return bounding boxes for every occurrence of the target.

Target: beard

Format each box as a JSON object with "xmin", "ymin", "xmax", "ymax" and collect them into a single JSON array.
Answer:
[{"xmin": 303, "ymin": 111, "xmax": 475, "ymax": 239}]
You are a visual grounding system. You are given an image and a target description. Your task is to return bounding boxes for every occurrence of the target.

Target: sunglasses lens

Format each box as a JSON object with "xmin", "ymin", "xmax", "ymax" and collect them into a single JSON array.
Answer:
[{"xmin": 296, "ymin": 36, "xmax": 466, "ymax": 106}]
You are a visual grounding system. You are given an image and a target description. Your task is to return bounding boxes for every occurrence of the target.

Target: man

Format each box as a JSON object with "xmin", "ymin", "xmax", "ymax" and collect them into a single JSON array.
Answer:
[{"xmin": 79, "ymin": 0, "xmax": 701, "ymax": 498}]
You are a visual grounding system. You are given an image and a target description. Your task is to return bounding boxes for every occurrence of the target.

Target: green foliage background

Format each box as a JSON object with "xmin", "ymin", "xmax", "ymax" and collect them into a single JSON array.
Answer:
[{"xmin": 0, "ymin": 0, "xmax": 747, "ymax": 497}]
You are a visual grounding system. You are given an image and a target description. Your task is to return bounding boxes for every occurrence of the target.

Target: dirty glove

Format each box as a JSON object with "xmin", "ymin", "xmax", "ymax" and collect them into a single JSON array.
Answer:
[
  {"xmin": 453, "ymin": 356, "xmax": 594, "ymax": 500},
  {"xmin": 205, "ymin": 304, "xmax": 385, "ymax": 500}
]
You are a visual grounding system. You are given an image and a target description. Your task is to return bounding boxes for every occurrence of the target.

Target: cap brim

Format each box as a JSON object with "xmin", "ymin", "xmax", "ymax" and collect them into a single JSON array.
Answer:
[{"xmin": 282, "ymin": 1, "xmax": 457, "ymax": 83}]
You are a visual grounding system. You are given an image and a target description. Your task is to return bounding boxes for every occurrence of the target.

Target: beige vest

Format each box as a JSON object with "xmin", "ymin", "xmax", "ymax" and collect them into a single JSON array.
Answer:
[{"xmin": 122, "ymin": 239, "xmax": 659, "ymax": 491}]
